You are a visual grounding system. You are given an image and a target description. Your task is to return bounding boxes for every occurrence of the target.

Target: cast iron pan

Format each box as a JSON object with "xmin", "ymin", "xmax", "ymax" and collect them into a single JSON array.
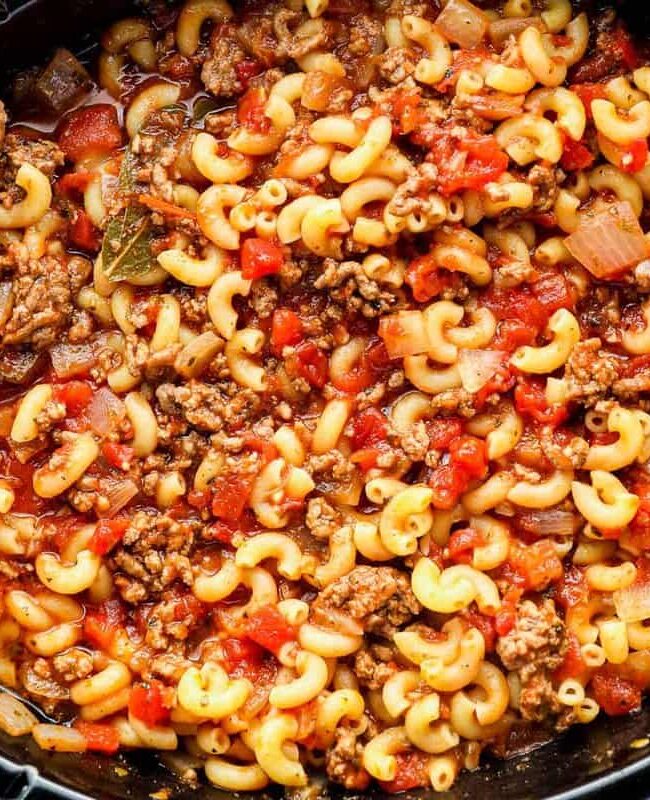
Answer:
[{"xmin": 1, "ymin": 0, "xmax": 650, "ymax": 797}]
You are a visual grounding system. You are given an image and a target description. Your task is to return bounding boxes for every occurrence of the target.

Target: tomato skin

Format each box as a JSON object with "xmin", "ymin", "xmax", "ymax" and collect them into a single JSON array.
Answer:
[
  {"xmin": 514, "ymin": 380, "xmax": 568, "ymax": 427},
  {"xmin": 351, "ymin": 408, "xmax": 388, "ymax": 450},
  {"xmin": 246, "ymin": 605, "xmax": 296, "ymax": 656},
  {"xmin": 378, "ymin": 752, "xmax": 430, "ymax": 793},
  {"xmin": 211, "ymin": 474, "xmax": 255, "ymax": 523},
  {"xmin": 560, "ymin": 137, "xmax": 595, "ymax": 171},
  {"xmin": 237, "ymin": 88, "xmax": 271, "ymax": 133},
  {"xmin": 426, "ymin": 417, "xmax": 463, "ymax": 450},
  {"xmin": 88, "ymin": 518, "xmax": 129, "ymax": 556},
  {"xmin": 293, "ymin": 342, "xmax": 329, "ymax": 388},
  {"xmin": 448, "ymin": 527, "xmax": 486, "ymax": 565},
  {"xmin": 101, "ymin": 442, "xmax": 135, "ymax": 470},
  {"xmin": 591, "ymin": 668, "xmax": 642, "ymax": 716},
  {"xmin": 83, "ymin": 599, "xmax": 126, "ymax": 650},
  {"xmin": 74, "ymin": 721, "xmax": 120, "ymax": 754},
  {"xmin": 57, "ymin": 104, "xmax": 123, "ymax": 162},
  {"xmin": 271, "ymin": 309, "xmax": 303, "ymax": 355},
  {"xmin": 553, "ymin": 565, "xmax": 588, "ymax": 610},
  {"xmin": 128, "ymin": 680, "xmax": 174, "ymax": 727},
  {"xmin": 241, "ymin": 238, "xmax": 284, "ymax": 279},
  {"xmin": 53, "ymin": 381, "xmax": 93, "ymax": 416}
]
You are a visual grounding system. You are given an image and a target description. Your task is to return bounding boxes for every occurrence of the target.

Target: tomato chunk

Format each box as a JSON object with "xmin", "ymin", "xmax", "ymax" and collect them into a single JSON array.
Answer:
[
  {"xmin": 237, "ymin": 88, "xmax": 271, "ymax": 134},
  {"xmin": 514, "ymin": 380, "xmax": 568, "ymax": 427},
  {"xmin": 128, "ymin": 680, "xmax": 174, "ymax": 727},
  {"xmin": 271, "ymin": 309, "xmax": 303, "ymax": 355},
  {"xmin": 83, "ymin": 599, "xmax": 125, "ymax": 650},
  {"xmin": 88, "ymin": 518, "xmax": 129, "ymax": 556},
  {"xmin": 351, "ymin": 407, "xmax": 388, "ymax": 450},
  {"xmin": 553, "ymin": 631, "xmax": 589, "ymax": 684},
  {"xmin": 591, "ymin": 668, "xmax": 642, "ymax": 716},
  {"xmin": 69, "ymin": 209, "xmax": 101, "ymax": 252},
  {"xmin": 246, "ymin": 605, "xmax": 296, "ymax": 656},
  {"xmin": 448, "ymin": 527, "xmax": 486, "ymax": 565},
  {"xmin": 293, "ymin": 342, "xmax": 329, "ymax": 388},
  {"xmin": 241, "ymin": 238, "xmax": 284, "ymax": 279},
  {"xmin": 101, "ymin": 442, "xmax": 135, "ymax": 470},
  {"xmin": 74, "ymin": 721, "xmax": 120, "ymax": 754},
  {"xmin": 57, "ymin": 104, "xmax": 123, "ymax": 162},
  {"xmin": 560, "ymin": 137, "xmax": 595, "ymax": 171},
  {"xmin": 211, "ymin": 473, "xmax": 255, "ymax": 523},
  {"xmin": 378, "ymin": 752, "xmax": 429, "ymax": 793}
]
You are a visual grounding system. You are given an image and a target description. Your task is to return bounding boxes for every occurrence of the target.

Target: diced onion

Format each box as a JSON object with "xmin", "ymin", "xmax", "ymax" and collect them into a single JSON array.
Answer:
[
  {"xmin": 378, "ymin": 311, "xmax": 431, "ymax": 358},
  {"xmin": 613, "ymin": 578, "xmax": 650, "ymax": 623},
  {"xmin": 87, "ymin": 387, "xmax": 126, "ymax": 437},
  {"xmin": 435, "ymin": 0, "xmax": 489, "ymax": 49},
  {"xmin": 49, "ymin": 342, "xmax": 97, "ymax": 379},
  {"xmin": 458, "ymin": 349, "xmax": 503, "ymax": 393},
  {"xmin": 515, "ymin": 510, "xmax": 579, "ymax": 538},
  {"xmin": 618, "ymin": 650, "xmax": 650, "ymax": 689},
  {"xmin": 565, "ymin": 201, "xmax": 648, "ymax": 279},
  {"xmin": 103, "ymin": 478, "xmax": 139, "ymax": 517},
  {"xmin": 32, "ymin": 723, "xmax": 87, "ymax": 752},
  {"xmin": 0, "ymin": 691, "xmax": 38, "ymax": 736}
]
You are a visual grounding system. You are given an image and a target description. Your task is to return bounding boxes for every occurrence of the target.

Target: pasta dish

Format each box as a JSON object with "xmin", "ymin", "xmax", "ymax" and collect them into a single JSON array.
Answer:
[{"xmin": 0, "ymin": 0, "xmax": 650, "ymax": 793}]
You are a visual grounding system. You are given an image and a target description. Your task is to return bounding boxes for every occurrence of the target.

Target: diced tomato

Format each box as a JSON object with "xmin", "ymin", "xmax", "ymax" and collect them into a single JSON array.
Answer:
[
  {"xmin": 492, "ymin": 319, "xmax": 537, "ymax": 351},
  {"xmin": 128, "ymin": 680, "xmax": 174, "ymax": 727},
  {"xmin": 242, "ymin": 433, "xmax": 278, "ymax": 465},
  {"xmin": 237, "ymin": 88, "xmax": 271, "ymax": 134},
  {"xmin": 591, "ymin": 667, "xmax": 642, "ymax": 716},
  {"xmin": 601, "ymin": 135, "xmax": 649, "ymax": 173},
  {"xmin": 448, "ymin": 527, "xmax": 487, "ymax": 565},
  {"xmin": 235, "ymin": 59, "xmax": 263, "ymax": 88},
  {"xmin": 449, "ymin": 435, "xmax": 488, "ymax": 480},
  {"xmin": 514, "ymin": 380, "xmax": 568, "ymax": 427},
  {"xmin": 429, "ymin": 463, "xmax": 467, "ymax": 510},
  {"xmin": 628, "ymin": 479, "xmax": 650, "ymax": 550},
  {"xmin": 463, "ymin": 609, "xmax": 497, "ymax": 651},
  {"xmin": 389, "ymin": 88, "xmax": 426, "ymax": 135},
  {"xmin": 378, "ymin": 751, "xmax": 430, "ymax": 793},
  {"xmin": 101, "ymin": 442, "xmax": 135, "ymax": 470},
  {"xmin": 83, "ymin": 599, "xmax": 125, "ymax": 650},
  {"xmin": 482, "ymin": 285, "xmax": 547, "ymax": 331},
  {"xmin": 246, "ymin": 605, "xmax": 296, "ymax": 656},
  {"xmin": 221, "ymin": 637, "xmax": 265, "ymax": 673},
  {"xmin": 57, "ymin": 104, "xmax": 123, "ymax": 162},
  {"xmin": 611, "ymin": 25, "xmax": 639, "ymax": 70},
  {"xmin": 241, "ymin": 238, "xmax": 284, "ymax": 279},
  {"xmin": 53, "ymin": 381, "xmax": 93, "ymax": 416},
  {"xmin": 187, "ymin": 488, "xmax": 211, "ymax": 510},
  {"xmin": 560, "ymin": 137, "xmax": 595, "ymax": 171},
  {"xmin": 351, "ymin": 407, "xmax": 388, "ymax": 450},
  {"xmin": 405, "ymin": 255, "xmax": 441, "ymax": 303},
  {"xmin": 553, "ymin": 631, "xmax": 589, "ymax": 684},
  {"xmin": 211, "ymin": 473, "xmax": 255, "ymax": 523},
  {"xmin": 495, "ymin": 604, "xmax": 517, "ymax": 636},
  {"xmin": 293, "ymin": 342, "xmax": 329, "ymax": 388},
  {"xmin": 503, "ymin": 539, "xmax": 563, "ymax": 592},
  {"xmin": 205, "ymin": 520, "xmax": 236, "ymax": 544},
  {"xmin": 88, "ymin": 518, "xmax": 129, "ymax": 556},
  {"xmin": 532, "ymin": 272, "xmax": 576, "ymax": 315},
  {"xmin": 57, "ymin": 170, "xmax": 94, "ymax": 196},
  {"xmin": 69, "ymin": 209, "xmax": 101, "ymax": 252},
  {"xmin": 553, "ymin": 564, "xmax": 588, "ymax": 610},
  {"xmin": 569, "ymin": 83, "xmax": 607, "ymax": 119},
  {"xmin": 331, "ymin": 339, "xmax": 389, "ymax": 394},
  {"xmin": 425, "ymin": 132, "xmax": 508, "ymax": 196},
  {"xmin": 74, "ymin": 721, "xmax": 120, "ymax": 754},
  {"xmin": 426, "ymin": 417, "xmax": 463, "ymax": 450},
  {"xmin": 271, "ymin": 309, "xmax": 303, "ymax": 355}
]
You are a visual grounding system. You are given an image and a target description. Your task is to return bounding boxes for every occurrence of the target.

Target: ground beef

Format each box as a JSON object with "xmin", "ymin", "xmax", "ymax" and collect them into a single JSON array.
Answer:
[
  {"xmin": 272, "ymin": 9, "xmax": 333, "ymax": 59},
  {"xmin": 497, "ymin": 599, "xmax": 567, "ymax": 722},
  {"xmin": 305, "ymin": 497, "xmax": 342, "ymax": 539},
  {"xmin": 377, "ymin": 47, "xmax": 418, "ymax": 84},
  {"xmin": 236, "ymin": 8, "xmax": 287, "ymax": 67},
  {"xmin": 2, "ymin": 254, "xmax": 89, "ymax": 349},
  {"xmin": 386, "ymin": 162, "xmax": 440, "ymax": 219},
  {"xmin": 314, "ymin": 259, "xmax": 399, "ymax": 318},
  {"xmin": 528, "ymin": 164, "xmax": 560, "ymax": 212},
  {"xmin": 311, "ymin": 566, "xmax": 420, "ymax": 638},
  {"xmin": 2, "ymin": 133, "xmax": 64, "ymax": 178},
  {"xmin": 562, "ymin": 338, "xmax": 622, "ymax": 405},
  {"xmin": 201, "ymin": 27, "xmax": 248, "ymax": 98},
  {"xmin": 354, "ymin": 643, "xmax": 399, "ymax": 689},
  {"xmin": 325, "ymin": 725, "xmax": 370, "ymax": 791},
  {"xmin": 156, "ymin": 380, "xmax": 262, "ymax": 433},
  {"xmin": 111, "ymin": 510, "xmax": 200, "ymax": 603},
  {"xmin": 52, "ymin": 649, "xmax": 94, "ymax": 683}
]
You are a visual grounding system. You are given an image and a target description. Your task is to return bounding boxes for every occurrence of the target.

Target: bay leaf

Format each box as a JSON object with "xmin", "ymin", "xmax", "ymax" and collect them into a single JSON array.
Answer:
[{"xmin": 101, "ymin": 151, "xmax": 155, "ymax": 282}]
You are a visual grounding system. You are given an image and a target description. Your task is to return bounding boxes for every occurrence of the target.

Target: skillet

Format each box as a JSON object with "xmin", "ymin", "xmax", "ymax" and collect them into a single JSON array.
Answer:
[{"xmin": 0, "ymin": 1, "xmax": 650, "ymax": 797}]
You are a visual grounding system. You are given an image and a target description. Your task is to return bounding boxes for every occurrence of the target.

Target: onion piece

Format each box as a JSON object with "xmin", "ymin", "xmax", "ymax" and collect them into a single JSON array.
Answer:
[
  {"xmin": 49, "ymin": 342, "xmax": 97, "ymax": 379},
  {"xmin": 435, "ymin": 0, "xmax": 489, "ymax": 49},
  {"xmin": 613, "ymin": 576, "xmax": 650, "ymax": 623},
  {"xmin": 488, "ymin": 17, "xmax": 544, "ymax": 49},
  {"xmin": 0, "ymin": 691, "xmax": 38, "ymax": 736},
  {"xmin": 32, "ymin": 723, "xmax": 87, "ymax": 752},
  {"xmin": 87, "ymin": 387, "xmax": 126, "ymax": 437},
  {"xmin": 565, "ymin": 201, "xmax": 648, "ymax": 279},
  {"xmin": 378, "ymin": 311, "xmax": 430, "ymax": 358},
  {"xmin": 515, "ymin": 509, "xmax": 579, "ymax": 538},
  {"xmin": 617, "ymin": 649, "xmax": 650, "ymax": 689},
  {"xmin": 103, "ymin": 478, "xmax": 139, "ymax": 517},
  {"xmin": 458, "ymin": 349, "xmax": 504, "ymax": 393}
]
